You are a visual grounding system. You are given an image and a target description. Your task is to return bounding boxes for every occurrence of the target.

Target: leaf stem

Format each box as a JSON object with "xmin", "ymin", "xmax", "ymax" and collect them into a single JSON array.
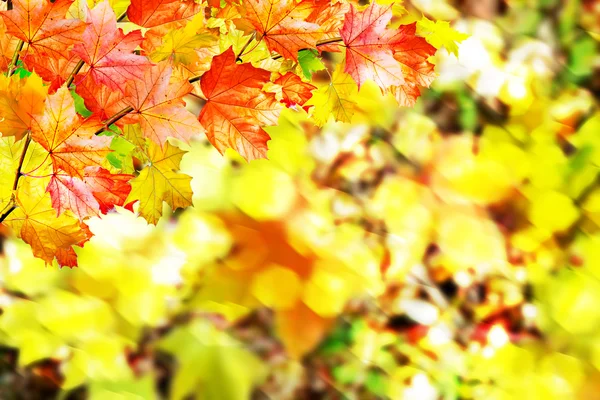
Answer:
[
  {"xmin": 271, "ymin": 37, "xmax": 343, "ymax": 61},
  {"xmin": 7, "ymin": 39, "xmax": 24, "ymax": 77},
  {"xmin": 116, "ymin": 10, "xmax": 128, "ymax": 22},
  {"xmin": 0, "ymin": 134, "xmax": 32, "ymax": 223},
  {"xmin": 95, "ymin": 106, "xmax": 134, "ymax": 135},
  {"xmin": 64, "ymin": 59, "xmax": 85, "ymax": 88},
  {"xmin": 236, "ymin": 31, "xmax": 257, "ymax": 62}
]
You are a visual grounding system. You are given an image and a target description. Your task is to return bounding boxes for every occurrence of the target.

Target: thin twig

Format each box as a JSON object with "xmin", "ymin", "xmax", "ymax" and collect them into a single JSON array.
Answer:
[
  {"xmin": 94, "ymin": 106, "xmax": 134, "ymax": 135},
  {"xmin": 236, "ymin": 31, "xmax": 257, "ymax": 62},
  {"xmin": 116, "ymin": 10, "xmax": 128, "ymax": 22},
  {"xmin": 7, "ymin": 40, "xmax": 24, "ymax": 77},
  {"xmin": 0, "ymin": 134, "xmax": 32, "ymax": 223},
  {"xmin": 271, "ymin": 37, "xmax": 344, "ymax": 60},
  {"xmin": 64, "ymin": 59, "xmax": 85, "ymax": 88}
]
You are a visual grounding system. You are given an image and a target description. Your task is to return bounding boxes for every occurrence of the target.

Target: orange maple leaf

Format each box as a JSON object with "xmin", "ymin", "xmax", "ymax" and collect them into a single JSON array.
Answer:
[
  {"xmin": 236, "ymin": 0, "xmax": 323, "ymax": 61},
  {"xmin": 275, "ymin": 72, "xmax": 316, "ymax": 110},
  {"xmin": 72, "ymin": 1, "xmax": 152, "ymax": 91},
  {"xmin": 0, "ymin": 0, "xmax": 86, "ymax": 59},
  {"xmin": 199, "ymin": 47, "xmax": 282, "ymax": 161},
  {"xmin": 22, "ymin": 52, "xmax": 80, "ymax": 93},
  {"xmin": 340, "ymin": 2, "xmax": 405, "ymax": 90},
  {"xmin": 122, "ymin": 62, "xmax": 202, "ymax": 145},
  {"xmin": 127, "ymin": 0, "xmax": 203, "ymax": 28},
  {"xmin": 30, "ymin": 87, "xmax": 110, "ymax": 179},
  {"xmin": 5, "ymin": 177, "xmax": 87, "ymax": 265},
  {"xmin": 391, "ymin": 23, "xmax": 436, "ymax": 107}
]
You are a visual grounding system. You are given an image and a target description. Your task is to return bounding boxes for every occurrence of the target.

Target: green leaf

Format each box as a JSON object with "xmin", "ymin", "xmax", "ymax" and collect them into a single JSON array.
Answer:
[
  {"xmin": 71, "ymin": 90, "xmax": 93, "ymax": 118},
  {"xmin": 298, "ymin": 49, "xmax": 325, "ymax": 79}
]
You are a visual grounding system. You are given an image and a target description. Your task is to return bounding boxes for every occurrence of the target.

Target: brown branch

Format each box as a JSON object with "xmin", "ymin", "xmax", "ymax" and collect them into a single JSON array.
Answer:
[
  {"xmin": 0, "ymin": 134, "xmax": 32, "ymax": 223},
  {"xmin": 236, "ymin": 31, "xmax": 257, "ymax": 62},
  {"xmin": 64, "ymin": 59, "xmax": 85, "ymax": 88},
  {"xmin": 7, "ymin": 40, "xmax": 24, "ymax": 77},
  {"xmin": 271, "ymin": 37, "xmax": 344, "ymax": 60},
  {"xmin": 94, "ymin": 106, "xmax": 134, "ymax": 135},
  {"xmin": 116, "ymin": 10, "xmax": 128, "ymax": 22}
]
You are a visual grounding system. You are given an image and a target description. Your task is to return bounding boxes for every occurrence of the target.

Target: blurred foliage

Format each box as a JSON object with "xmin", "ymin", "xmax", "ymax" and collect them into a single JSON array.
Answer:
[{"xmin": 3, "ymin": 0, "xmax": 600, "ymax": 399}]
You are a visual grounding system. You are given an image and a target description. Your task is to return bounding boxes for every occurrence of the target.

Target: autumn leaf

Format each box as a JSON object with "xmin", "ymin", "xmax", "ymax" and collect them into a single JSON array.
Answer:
[
  {"xmin": 340, "ymin": 2, "xmax": 406, "ymax": 90},
  {"xmin": 416, "ymin": 17, "xmax": 468, "ymax": 57},
  {"xmin": 149, "ymin": 13, "xmax": 218, "ymax": 66},
  {"xmin": 47, "ymin": 167, "xmax": 132, "ymax": 220},
  {"xmin": 123, "ymin": 62, "xmax": 203, "ymax": 145},
  {"xmin": 0, "ymin": 0, "xmax": 86, "ymax": 59},
  {"xmin": 390, "ymin": 23, "xmax": 436, "ymax": 107},
  {"xmin": 5, "ymin": 177, "xmax": 87, "ymax": 265},
  {"xmin": 236, "ymin": 0, "xmax": 323, "ymax": 61},
  {"xmin": 306, "ymin": 0, "xmax": 349, "ymax": 52},
  {"xmin": 199, "ymin": 48, "xmax": 282, "ymax": 161},
  {"xmin": 0, "ymin": 19, "xmax": 20, "ymax": 72},
  {"xmin": 274, "ymin": 72, "xmax": 316, "ymax": 110},
  {"xmin": 30, "ymin": 87, "xmax": 110, "ymax": 178},
  {"xmin": 0, "ymin": 137, "xmax": 24, "ymax": 211},
  {"xmin": 22, "ymin": 52, "xmax": 80, "ymax": 93},
  {"xmin": 305, "ymin": 62, "xmax": 358, "ymax": 126},
  {"xmin": 72, "ymin": 0, "xmax": 152, "ymax": 91},
  {"xmin": 0, "ymin": 72, "xmax": 48, "ymax": 139},
  {"xmin": 125, "ymin": 140, "xmax": 192, "ymax": 225},
  {"xmin": 127, "ymin": 0, "xmax": 203, "ymax": 28},
  {"xmin": 75, "ymin": 75, "xmax": 127, "ymax": 121}
]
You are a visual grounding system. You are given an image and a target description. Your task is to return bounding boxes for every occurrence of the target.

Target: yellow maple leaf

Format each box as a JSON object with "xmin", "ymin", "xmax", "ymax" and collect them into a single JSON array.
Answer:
[
  {"xmin": 5, "ymin": 177, "xmax": 86, "ymax": 265},
  {"xmin": 0, "ymin": 72, "xmax": 47, "ymax": 139},
  {"xmin": 150, "ymin": 14, "xmax": 217, "ymax": 65},
  {"xmin": 416, "ymin": 17, "xmax": 469, "ymax": 57},
  {"xmin": 306, "ymin": 63, "xmax": 358, "ymax": 126},
  {"xmin": 126, "ymin": 140, "xmax": 193, "ymax": 225}
]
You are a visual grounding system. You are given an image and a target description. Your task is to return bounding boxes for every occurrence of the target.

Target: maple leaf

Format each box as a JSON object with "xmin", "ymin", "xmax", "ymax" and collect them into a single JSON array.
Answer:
[
  {"xmin": 306, "ymin": 0, "xmax": 349, "ymax": 52},
  {"xmin": 274, "ymin": 72, "xmax": 316, "ymax": 110},
  {"xmin": 416, "ymin": 17, "xmax": 468, "ymax": 57},
  {"xmin": 340, "ymin": 2, "xmax": 405, "ymax": 91},
  {"xmin": 236, "ymin": 0, "xmax": 323, "ymax": 61},
  {"xmin": 305, "ymin": 62, "xmax": 358, "ymax": 126},
  {"xmin": 75, "ymin": 74, "xmax": 127, "ymax": 121},
  {"xmin": 0, "ymin": 137, "xmax": 23, "ymax": 211},
  {"xmin": 0, "ymin": 72, "xmax": 48, "ymax": 139},
  {"xmin": 22, "ymin": 52, "xmax": 80, "ymax": 93},
  {"xmin": 30, "ymin": 87, "xmax": 110, "ymax": 178},
  {"xmin": 47, "ymin": 166, "xmax": 132, "ymax": 220},
  {"xmin": 0, "ymin": 19, "xmax": 20, "ymax": 73},
  {"xmin": 4, "ymin": 177, "xmax": 87, "ymax": 265},
  {"xmin": 0, "ymin": 0, "xmax": 86, "ymax": 59},
  {"xmin": 391, "ymin": 23, "xmax": 436, "ymax": 107},
  {"xmin": 199, "ymin": 48, "xmax": 282, "ymax": 161},
  {"xmin": 127, "ymin": 0, "xmax": 203, "ymax": 28},
  {"xmin": 122, "ymin": 62, "xmax": 202, "ymax": 145},
  {"xmin": 126, "ymin": 140, "xmax": 192, "ymax": 225},
  {"xmin": 149, "ymin": 14, "xmax": 218, "ymax": 66},
  {"xmin": 72, "ymin": 1, "xmax": 152, "ymax": 91}
]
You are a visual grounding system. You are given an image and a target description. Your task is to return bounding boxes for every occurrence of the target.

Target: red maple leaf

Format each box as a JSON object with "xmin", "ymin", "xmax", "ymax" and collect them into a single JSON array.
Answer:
[
  {"xmin": 199, "ymin": 47, "xmax": 282, "ymax": 161},
  {"xmin": 127, "ymin": 0, "xmax": 204, "ymax": 28},
  {"xmin": 72, "ymin": 1, "xmax": 153, "ymax": 91},
  {"xmin": 340, "ymin": 2, "xmax": 405, "ymax": 90},
  {"xmin": 47, "ymin": 167, "xmax": 133, "ymax": 220},
  {"xmin": 123, "ymin": 62, "xmax": 203, "ymax": 145}
]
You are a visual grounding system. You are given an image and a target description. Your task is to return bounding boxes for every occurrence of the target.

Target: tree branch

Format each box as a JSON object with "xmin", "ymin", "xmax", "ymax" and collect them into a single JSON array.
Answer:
[
  {"xmin": 0, "ymin": 134, "xmax": 32, "ymax": 223},
  {"xmin": 7, "ymin": 40, "xmax": 24, "ymax": 77},
  {"xmin": 64, "ymin": 59, "xmax": 85, "ymax": 88}
]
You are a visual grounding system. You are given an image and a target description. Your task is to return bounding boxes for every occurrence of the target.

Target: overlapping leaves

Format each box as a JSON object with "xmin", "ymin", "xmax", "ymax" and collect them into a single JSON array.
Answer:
[{"xmin": 0, "ymin": 0, "xmax": 465, "ymax": 266}]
